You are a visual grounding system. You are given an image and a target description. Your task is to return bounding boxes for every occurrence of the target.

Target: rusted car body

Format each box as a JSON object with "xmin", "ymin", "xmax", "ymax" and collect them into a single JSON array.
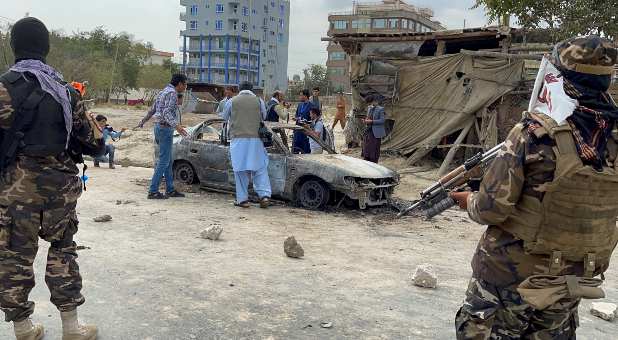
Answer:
[{"xmin": 171, "ymin": 119, "xmax": 399, "ymax": 210}]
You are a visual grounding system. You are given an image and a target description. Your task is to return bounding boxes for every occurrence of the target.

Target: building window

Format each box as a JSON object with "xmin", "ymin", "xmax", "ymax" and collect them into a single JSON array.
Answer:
[
  {"xmin": 190, "ymin": 21, "xmax": 198, "ymax": 30},
  {"xmin": 409, "ymin": 20, "xmax": 417, "ymax": 31},
  {"xmin": 252, "ymin": 8, "xmax": 257, "ymax": 14},
  {"xmin": 216, "ymin": 4, "xmax": 224, "ymax": 13},
  {"xmin": 402, "ymin": 20, "xmax": 408, "ymax": 29},
  {"xmin": 205, "ymin": 20, "xmax": 209, "ymax": 26},
  {"xmin": 242, "ymin": 6, "xmax": 249, "ymax": 16},
  {"xmin": 215, "ymin": 20, "xmax": 223, "ymax": 30},
  {"xmin": 270, "ymin": 16, "xmax": 275, "ymax": 22},
  {"xmin": 278, "ymin": 33, "xmax": 284, "ymax": 43},
  {"xmin": 271, "ymin": 1, "xmax": 275, "ymax": 7},
  {"xmin": 242, "ymin": 22, "xmax": 248, "ymax": 32},
  {"xmin": 328, "ymin": 68, "xmax": 345, "ymax": 76},
  {"xmin": 372, "ymin": 19, "xmax": 386, "ymax": 29},
  {"xmin": 190, "ymin": 5, "xmax": 198, "ymax": 16},
  {"xmin": 351, "ymin": 19, "xmax": 370, "ymax": 29},
  {"xmin": 388, "ymin": 18, "xmax": 399, "ymax": 29},
  {"xmin": 280, "ymin": 4, "xmax": 285, "ymax": 15},
  {"xmin": 279, "ymin": 19, "xmax": 284, "ymax": 29},
  {"xmin": 330, "ymin": 52, "xmax": 346, "ymax": 61},
  {"xmin": 334, "ymin": 20, "xmax": 348, "ymax": 30}
]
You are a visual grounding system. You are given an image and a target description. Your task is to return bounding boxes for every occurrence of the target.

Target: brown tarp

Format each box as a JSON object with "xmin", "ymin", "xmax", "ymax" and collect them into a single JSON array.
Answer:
[{"xmin": 352, "ymin": 54, "xmax": 524, "ymax": 160}]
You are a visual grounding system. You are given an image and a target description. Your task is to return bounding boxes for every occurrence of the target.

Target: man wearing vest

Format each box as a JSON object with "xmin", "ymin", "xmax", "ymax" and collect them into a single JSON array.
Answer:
[
  {"xmin": 0, "ymin": 18, "xmax": 98, "ymax": 340},
  {"xmin": 451, "ymin": 36, "xmax": 618, "ymax": 339},
  {"xmin": 266, "ymin": 91, "xmax": 289, "ymax": 123},
  {"xmin": 221, "ymin": 81, "xmax": 271, "ymax": 208}
]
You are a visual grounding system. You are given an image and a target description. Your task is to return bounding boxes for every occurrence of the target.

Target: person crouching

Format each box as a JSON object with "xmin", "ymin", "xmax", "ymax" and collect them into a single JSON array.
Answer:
[
  {"xmin": 221, "ymin": 81, "xmax": 272, "ymax": 208},
  {"xmin": 94, "ymin": 115, "xmax": 125, "ymax": 169}
]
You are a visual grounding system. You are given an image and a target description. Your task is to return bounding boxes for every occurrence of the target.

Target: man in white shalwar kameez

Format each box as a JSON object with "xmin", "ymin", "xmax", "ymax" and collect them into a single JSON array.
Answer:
[{"xmin": 222, "ymin": 81, "xmax": 272, "ymax": 208}]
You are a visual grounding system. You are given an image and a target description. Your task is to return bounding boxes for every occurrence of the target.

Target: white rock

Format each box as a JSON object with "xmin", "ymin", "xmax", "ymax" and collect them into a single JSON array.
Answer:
[
  {"xmin": 590, "ymin": 302, "xmax": 617, "ymax": 321},
  {"xmin": 412, "ymin": 264, "xmax": 438, "ymax": 289},
  {"xmin": 200, "ymin": 225, "xmax": 223, "ymax": 240}
]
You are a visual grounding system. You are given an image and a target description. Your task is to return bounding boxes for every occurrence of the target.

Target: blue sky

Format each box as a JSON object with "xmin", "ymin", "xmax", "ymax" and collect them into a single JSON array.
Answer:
[{"xmin": 1, "ymin": 0, "xmax": 488, "ymax": 76}]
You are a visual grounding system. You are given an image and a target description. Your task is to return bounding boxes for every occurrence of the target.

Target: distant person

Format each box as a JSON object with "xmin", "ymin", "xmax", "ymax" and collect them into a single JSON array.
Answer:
[
  {"xmin": 362, "ymin": 95, "xmax": 386, "ymax": 163},
  {"xmin": 304, "ymin": 107, "xmax": 325, "ymax": 154},
  {"xmin": 217, "ymin": 86, "xmax": 235, "ymax": 116},
  {"xmin": 310, "ymin": 87, "xmax": 322, "ymax": 111},
  {"xmin": 94, "ymin": 115, "xmax": 126, "ymax": 169},
  {"xmin": 139, "ymin": 73, "xmax": 189, "ymax": 199},
  {"xmin": 222, "ymin": 81, "xmax": 271, "ymax": 208},
  {"xmin": 266, "ymin": 90, "xmax": 290, "ymax": 122},
  {"xmin": 333, "ymin": 92, "xmax": 347, "ymax": 130},
  {"xmin": 292, "ymin": 89, "xmax": 312, "ymax": 154}
]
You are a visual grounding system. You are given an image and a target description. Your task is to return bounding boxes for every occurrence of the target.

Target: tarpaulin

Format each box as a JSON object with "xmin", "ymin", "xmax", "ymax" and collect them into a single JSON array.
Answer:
[{"xmin": 352, "ymin": 54, "xmax": 524, "ymax": 159}]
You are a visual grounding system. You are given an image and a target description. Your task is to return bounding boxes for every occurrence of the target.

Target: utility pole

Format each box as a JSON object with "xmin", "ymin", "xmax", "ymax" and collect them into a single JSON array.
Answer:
[{"xmin": 108, "ymin": 40, "xmax": 120, "ymax": 103}]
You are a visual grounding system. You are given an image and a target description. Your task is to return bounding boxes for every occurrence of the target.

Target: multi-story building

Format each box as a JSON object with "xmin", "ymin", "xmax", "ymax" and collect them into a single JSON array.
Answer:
[
  {"xmin": 326, "ymin": 0, "xmax": 444, "ymax": 92},
  {"xmin": 180, "ymin": 0, "xmax": 290, "ymax": 94}
]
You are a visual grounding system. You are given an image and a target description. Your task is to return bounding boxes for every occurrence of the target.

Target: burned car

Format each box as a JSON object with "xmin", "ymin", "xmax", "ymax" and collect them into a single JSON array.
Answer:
[{"xmin": 171, "ymin": 118, "xmax": 399, "ymax": 210}]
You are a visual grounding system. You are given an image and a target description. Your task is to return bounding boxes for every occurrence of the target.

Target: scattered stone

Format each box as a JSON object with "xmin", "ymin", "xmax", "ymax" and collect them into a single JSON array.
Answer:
[
  {"xmin": 443, "ymin": 217, "xmax": 452, "ymax": 222},
  {"xmin": 412, "ymin": 264, "xmax": 438, "ymax": 289},
  {"xmin": 122, "ymin": 200, "xmax": 136, "ymax": 205},
  {"xmin": 590, "ymin": 302, "xmax": 617, "ymax": 321},
  {"xmin": 284, "ymin": 236, "xmax": 304, "ymax": 258},
  {"xmin": 200, "ymin": 224, "xmax": 223, "ymax": 240},
  {"xmin": 116, "ymin": 200, "xmax": 122, "ymax": 205},
  {"xmin": 93, "ymin": 215, "xmax": 112, "ymax": 223},
  {"xmin": 320, "ymin": 322, "xmax": 333, "ymax": 329},
  {"xmin": 76, "ymin": 245, "xmax": 91, "ymax": 251}
]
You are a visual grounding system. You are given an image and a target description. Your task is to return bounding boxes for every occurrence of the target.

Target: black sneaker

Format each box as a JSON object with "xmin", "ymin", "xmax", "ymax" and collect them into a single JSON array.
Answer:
[
  {"xmin": 148, "ymin": 192, "xmax": 168, "ymax": 200},
  {"xmin": 166, "ymin": 190, "xmax": 185, "ymax": 198}
]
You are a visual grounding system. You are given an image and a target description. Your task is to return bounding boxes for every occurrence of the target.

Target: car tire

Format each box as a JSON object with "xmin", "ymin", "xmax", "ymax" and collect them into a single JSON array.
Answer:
[
  {"xmin": 298, "ymin": 180, "xmax": 330, "ymax": 210},
  {"xmin": 173, "ymin": 161, "xmax": 197, "ymax": 185}
]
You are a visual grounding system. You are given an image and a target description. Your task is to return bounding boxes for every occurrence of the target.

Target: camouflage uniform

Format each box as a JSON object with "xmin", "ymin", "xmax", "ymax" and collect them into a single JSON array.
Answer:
[
  {"xmin": 0, "ymin": 83, "xmax": 85, "ymax": 322},
  {"xmin": 455, "ymin": 118, "xmax": 617, "ymax": 339}
]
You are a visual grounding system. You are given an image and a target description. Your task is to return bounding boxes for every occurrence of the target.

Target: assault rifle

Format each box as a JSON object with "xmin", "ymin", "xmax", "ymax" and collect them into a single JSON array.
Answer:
[{"xmin": 396, "ymin": 142, "xmax": 504, "ymax": 219}]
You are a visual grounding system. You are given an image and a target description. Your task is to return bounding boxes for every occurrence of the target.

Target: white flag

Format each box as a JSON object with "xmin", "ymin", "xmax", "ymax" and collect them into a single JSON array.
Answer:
[{"xmin": 528, "ymin": 56, "xmax": 578, "ymax": 124}]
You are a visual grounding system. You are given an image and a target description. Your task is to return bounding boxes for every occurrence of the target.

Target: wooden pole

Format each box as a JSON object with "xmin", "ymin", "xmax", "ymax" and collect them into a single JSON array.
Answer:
[
  {"xmin": 460, "ymin": 49, "xmax": 542, "ymax": 60},
  {"xmin": 438, "ymin": 119, "xmax": 474, "ymax": 176}
]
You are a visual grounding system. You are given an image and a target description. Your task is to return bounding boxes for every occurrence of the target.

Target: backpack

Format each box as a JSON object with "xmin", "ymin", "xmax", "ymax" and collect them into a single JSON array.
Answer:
[{"xmin": 321, "ymin": 123, "xmax": 335, "ymax": 152}]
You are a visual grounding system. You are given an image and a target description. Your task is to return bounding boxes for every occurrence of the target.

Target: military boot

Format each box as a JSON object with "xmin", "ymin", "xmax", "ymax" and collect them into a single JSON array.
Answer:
[
  {"xmin": 61, "ymin": 310, "xmax": 98, "ymax": 340},
  {"xmin": 13, "ymin": 318, "xmax": 44, "ymax": 340}
]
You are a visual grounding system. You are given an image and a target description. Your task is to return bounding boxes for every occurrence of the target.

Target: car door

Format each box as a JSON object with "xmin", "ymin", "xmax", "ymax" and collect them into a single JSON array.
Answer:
[{"xmin": 188, "ymin": 124, "xmax": 230, "ymax": 187}]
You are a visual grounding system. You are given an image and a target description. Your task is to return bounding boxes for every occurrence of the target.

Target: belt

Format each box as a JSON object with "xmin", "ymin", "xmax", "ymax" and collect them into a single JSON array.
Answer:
[{"xmin": 157, "ymin": 122, "xmax": 172, "ymax": 128}]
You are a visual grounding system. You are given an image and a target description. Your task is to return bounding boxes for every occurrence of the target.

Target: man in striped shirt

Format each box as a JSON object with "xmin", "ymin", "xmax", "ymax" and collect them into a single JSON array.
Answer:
[{"xmin": 139, "ymin": 74, "xmax": 188, "ymax": 199}]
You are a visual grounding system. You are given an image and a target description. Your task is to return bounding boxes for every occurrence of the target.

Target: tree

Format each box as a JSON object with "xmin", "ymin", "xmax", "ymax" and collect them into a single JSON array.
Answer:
[
  {"xmin": 138, "ymin": 64, "xmax": 170, "ymax": 104},
  {"xmin": 302, "ymin": 64, "xmax": 329, "ymax": 93},
  {"xmin": 474, "ymin": 0, "xmax": 618, "ymax": 41}
]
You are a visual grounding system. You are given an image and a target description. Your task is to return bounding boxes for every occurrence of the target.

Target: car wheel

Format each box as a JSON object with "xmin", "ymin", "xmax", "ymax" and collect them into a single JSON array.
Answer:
[
  {"xmin": 298, "ymin": 180, "xmax": 330, "ymax": 210},
  {"xmin": 174, "ymin": 161, "xmax": 197, "ymax": 185}
]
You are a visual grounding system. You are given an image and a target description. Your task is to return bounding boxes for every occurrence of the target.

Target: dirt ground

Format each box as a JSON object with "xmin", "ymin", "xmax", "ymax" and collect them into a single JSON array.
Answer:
[{"xmin": 1, "ymin": 106, "xmax": 616, "ymax": 339}]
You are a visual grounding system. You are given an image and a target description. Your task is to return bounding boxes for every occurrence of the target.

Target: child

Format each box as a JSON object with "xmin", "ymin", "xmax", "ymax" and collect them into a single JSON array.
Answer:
[{"xmin": 306, "ymin": 107, "xmax": 325, "ymax": 154}]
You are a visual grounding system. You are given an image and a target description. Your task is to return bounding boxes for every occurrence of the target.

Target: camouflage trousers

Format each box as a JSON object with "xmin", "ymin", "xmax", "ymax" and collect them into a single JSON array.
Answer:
[
  {"xmin": 455, "ymin": 278, "xmax": 579, "ymax": 340},
  {"xmin": 0, "ymin": 202, "xmax": 85, "ymax": 322}
]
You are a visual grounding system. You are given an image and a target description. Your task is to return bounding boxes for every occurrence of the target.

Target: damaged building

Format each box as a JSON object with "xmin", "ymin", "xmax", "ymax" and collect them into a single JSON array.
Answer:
[{"xmin": 324, "ymin": 27, "xmax": 546, "ymax": 174}]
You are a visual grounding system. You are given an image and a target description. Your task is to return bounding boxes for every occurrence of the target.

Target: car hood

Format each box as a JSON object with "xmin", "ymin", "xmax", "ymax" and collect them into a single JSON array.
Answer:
[{"xmin": 299, "ymin": 154, "xmax": 398, "ymax": 179}]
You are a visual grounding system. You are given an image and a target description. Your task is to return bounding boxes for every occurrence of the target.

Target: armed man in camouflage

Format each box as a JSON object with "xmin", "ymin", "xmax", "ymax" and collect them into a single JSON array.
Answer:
[
  {"xmin": 0, "ymin": 18, "xmax": 99, "ymax": 340},
  {"xmin": 451, "ymin": 36, "xmax": 618, "ymax": 339}
]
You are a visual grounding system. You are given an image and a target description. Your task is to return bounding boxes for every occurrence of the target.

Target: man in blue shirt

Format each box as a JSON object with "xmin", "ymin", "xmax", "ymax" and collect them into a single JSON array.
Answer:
[
  {"xmin": 138, "ymin": 74, "xmax": 189, "ymax": 199},
  {"xmin": 292, "ymin": 89, "xmax": 312, "ymax": 154},
  {"xmin": 93, "ymin": 115, "xmax": 125, "ymax": 169}
]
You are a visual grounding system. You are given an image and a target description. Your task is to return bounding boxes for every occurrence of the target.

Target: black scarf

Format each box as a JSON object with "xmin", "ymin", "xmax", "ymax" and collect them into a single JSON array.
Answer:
[{"xmin": 561, "ymin": 69, "xmax": 618, "ymax": 170}]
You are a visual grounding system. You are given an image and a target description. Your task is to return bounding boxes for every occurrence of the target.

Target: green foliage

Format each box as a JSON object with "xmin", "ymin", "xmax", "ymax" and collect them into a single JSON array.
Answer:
[
  {"xmin": 0, "ymin": 26, "xmax": 175, "ymax": 101},
  {"xmin": 474, "ymin": 0, "xmax": 618, "ymax": 41}
]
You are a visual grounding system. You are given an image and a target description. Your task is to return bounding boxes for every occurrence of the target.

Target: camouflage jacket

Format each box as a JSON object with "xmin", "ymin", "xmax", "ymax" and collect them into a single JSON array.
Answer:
[
  {"xmin": 0, "ymin": 83, "xmax": 81, "ymax": 209},
  {"xmin": 466, "ymin": 119, "xmax": 617, "ymax": 287}
]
